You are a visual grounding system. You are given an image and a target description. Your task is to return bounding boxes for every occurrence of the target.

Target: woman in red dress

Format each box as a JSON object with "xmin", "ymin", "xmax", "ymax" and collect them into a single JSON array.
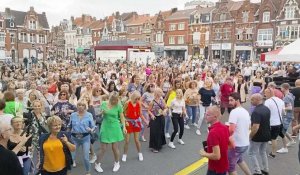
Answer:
[{"xmin": 122, "ymin": 91, "xmax": 147, "ymax": 162}]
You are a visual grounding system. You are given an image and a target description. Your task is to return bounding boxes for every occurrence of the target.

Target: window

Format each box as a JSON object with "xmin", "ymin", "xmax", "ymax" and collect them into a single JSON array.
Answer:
[
  {"xmin": 262, "ymin": 11, "xmax": 270, "ymax": 23},
  {"xmin": 94, "ymin": 32, "xmax": 97, "ymax": 37},
  {"xmin": 0, "ymin": 21, "xmax": 2, "ymax": 28},
  {"xmin": 178, "ymin": 23, "xmax": 185, "ymax": 30},
  {"xmin": 20, "ymin": 33, "xmax": 27, "ymax": 42},
  {"xmin": 223, "ymin": 28, "xmax": 230, "ymax": 39},
  {"xmin": 206, "ymin": 15, "xmax": 210, "ymax": 21},
  {"xmin": 169, "ymin": 36, "xmax": 175, "ymax": 44},
  {"xmin": 245, "ymin": 28, "xmax": 253, "ymax": 40},
  {"xmin": 169, "ymin": 24, "xmax": 176, "ymax": 31},
  {"xmin": 30, "ymin": 33, "xmax": 36, "ymax": 43},
  {"xmin": 39, "ymin": 35, "xmax": 45, "ymax": 43},
  {"xmin": 0, "ymin": 33, "xmax": 4, "ymax": 42},
  {"xmin": 178, "ymin": 36, "xmax": 184, "ymax": 44},
  {"xmin": 257, "ymin": 29, "xmax": 273, "ymax": 41},
  {"xmin": 291, "ymin": 26, "xmax": 299, "ymax": 39},
  {"xmin": 280, "ymin": 26, "xmax": 288, "ymax": 39},
  {"xmin": 220, "ymin": 13, "xmax": 226, "ymax": 21},
  {"xmin": 146, "ymin": 36, "xmax": 151, "ymax": 42},
  {"xmin": 242, "ymin": 11, "xmax": 249, "ymax": 23},
  {"xmin": 215, "ymin": 28, "xmax": 221, "ymax": 39},
  {"xmin": 29, "ymin": 21, "xmax": 36, "ymax": 29},
  {"xmin": 10, "ymin": 34, "xmax": 15, "ymax": 43},
  {"xmin": 10, "ymin": 22, "xmax": 14, "ymax": 28},
  {"xmin": 236, "ymin": 29, "xmax": 243, "ymax": 40},
  {"xmin": 285, "ymin": 6, "xmax": 295, "ymax": 19}
]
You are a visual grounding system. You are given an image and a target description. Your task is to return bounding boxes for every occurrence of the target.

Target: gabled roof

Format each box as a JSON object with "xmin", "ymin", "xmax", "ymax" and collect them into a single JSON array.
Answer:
[
  {"xmin": 227, "ymin": 0, "xmax": 244, "ymax": 11},
  {"xmin": 121, "ymin": 12, "xmax": 137, "ymax": 21},
  {"xmin": 126, "ymin": 14, "xmax": 151, "ymax": 26},
  {"xmin": 166, "ymin": 9, "xmax": 196, "ymax": 21},
  {"xmin": 192, "ymin": 6, "xmax": 215, "ymax": 15},
  {"xmin": 89, "ymin": 20, "xmax": 105, "ymax": 30},
  {"xmin": 6, "ymin": 10, "xmax": 49, "ymax": 28}
]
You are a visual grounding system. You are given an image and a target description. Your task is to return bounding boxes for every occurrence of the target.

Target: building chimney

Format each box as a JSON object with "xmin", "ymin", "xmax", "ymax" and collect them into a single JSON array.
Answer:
[
  {"xmin": 5, "ymin": 8, "xmax": 11, "ymax": 16},
  {"xmin": 42, "ymin": 12, "xmax": 46, "ymax": 16},
  {"xmin": 30, "ymin": 6, "xmax": 34, "ymax": 12},
  {"xmin": 71, "ymin": 16, "xmax": 74, "ymax": 22}
]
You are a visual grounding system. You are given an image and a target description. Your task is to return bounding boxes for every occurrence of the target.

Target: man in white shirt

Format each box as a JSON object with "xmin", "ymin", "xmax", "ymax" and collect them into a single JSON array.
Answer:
[
  {"xmin": 0, "ymin": 99, "xmax": 14, "ymax": 126},
  {"xmin": 228, "ymin": 92, "xmax": 251, "ymax": 175},
  {"xmin": 243, "ymin": 64, "xmax": 252, "ymax": 82},
  {"xmin": 264, "ymin": 88, "xmax": 286, "ymax": 158}
]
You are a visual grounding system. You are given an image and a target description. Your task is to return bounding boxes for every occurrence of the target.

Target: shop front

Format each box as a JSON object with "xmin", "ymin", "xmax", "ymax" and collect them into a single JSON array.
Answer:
[
  {"xmin": 164, "ymin": 45, "xmax": 188, "ymax": 61},
  {"xmin": 254, "ymin": 41, "xmax": 273, "ymax": 60},
  {"xmin": 234, "ymin": 43, "xmax": 253, "ymax": 62},
  {"xmin": 211, "ymin": 43, "xmax": 232, "ymax": 63}
]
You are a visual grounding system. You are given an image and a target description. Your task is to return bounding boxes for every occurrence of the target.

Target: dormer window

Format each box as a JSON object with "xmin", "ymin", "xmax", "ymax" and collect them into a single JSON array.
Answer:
[
  {"xmin": 220, "ymin": 13, "xmax": 226, "ymax": 21},
  {"xmin": 262, "ymin": 11, "xmax": 270, "ymax": 22},
  {"xmin": 242, "ymin": 11, "xmax": 249, "ymax": 23},
  {"xmin": 29, "ymin": 20, "xmax": 36, "ymax": 29},
  {"xmin": 285, "ymin": 6, "xmax": 295, "ymax": 19},
  {"xmin": 10, "ymin": 22, "xmax": 14, "ymax": 27}
]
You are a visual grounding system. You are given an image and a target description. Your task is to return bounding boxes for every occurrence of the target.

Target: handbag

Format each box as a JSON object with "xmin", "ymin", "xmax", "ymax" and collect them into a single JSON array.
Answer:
[{"xmin": 153, "ymin": 99, "xmax": 167, "ymax": 117}]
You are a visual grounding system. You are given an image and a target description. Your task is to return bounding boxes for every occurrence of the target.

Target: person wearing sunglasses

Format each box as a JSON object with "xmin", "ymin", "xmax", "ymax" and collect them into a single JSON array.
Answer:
[{"xmin": 51, "ymin": 91, "xmax": 76, "ymax": 131}]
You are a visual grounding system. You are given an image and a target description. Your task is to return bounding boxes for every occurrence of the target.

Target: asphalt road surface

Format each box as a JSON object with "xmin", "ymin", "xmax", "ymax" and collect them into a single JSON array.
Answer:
[{"xmin": 70, "ymin": 102, "xmax": 300, "ymax": 175}]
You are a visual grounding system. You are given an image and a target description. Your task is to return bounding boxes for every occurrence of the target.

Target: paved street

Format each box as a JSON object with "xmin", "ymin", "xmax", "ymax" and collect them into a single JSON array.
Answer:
[{"xmin": 71, "ymin": 102, "xmax": 300, "ymax": 175}]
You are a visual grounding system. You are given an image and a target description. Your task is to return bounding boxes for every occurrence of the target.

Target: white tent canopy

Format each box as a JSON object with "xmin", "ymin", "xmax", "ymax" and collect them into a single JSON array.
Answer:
[{"xmin": 266, "ymin": 39, "xmax": 300, "ymax": 62}]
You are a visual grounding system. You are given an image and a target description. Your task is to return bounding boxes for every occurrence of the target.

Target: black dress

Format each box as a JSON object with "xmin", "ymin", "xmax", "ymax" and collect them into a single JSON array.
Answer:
[{"xmin": 149, "ymin": 99, "xmax": 166, "ymax": 151}]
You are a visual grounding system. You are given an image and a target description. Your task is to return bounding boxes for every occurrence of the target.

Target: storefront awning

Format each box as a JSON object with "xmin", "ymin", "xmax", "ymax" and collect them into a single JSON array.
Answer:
[{"xmin": 76, "ymin": 47, "xmax": 84, "ymax": 53}]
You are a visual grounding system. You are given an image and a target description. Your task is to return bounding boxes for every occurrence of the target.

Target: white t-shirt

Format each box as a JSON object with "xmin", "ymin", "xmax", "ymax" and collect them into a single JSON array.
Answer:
[
  {"xmin": 228, "ymin": 107, "xmax": 251, "ymax": 147},
  {"xmin": 170, "ymin": 99, "xmax": 185, "ymax": 114},
  {"xmin": 264, "ymin": 97, "xmax": 285, "ymax": 126},
  {"xmin": 243, "ymin": 67, "xmax": 252, "ymax": 76},
  {"xmin": 0, "ymin": 114, "xmax": 14, "ymax": 126}
]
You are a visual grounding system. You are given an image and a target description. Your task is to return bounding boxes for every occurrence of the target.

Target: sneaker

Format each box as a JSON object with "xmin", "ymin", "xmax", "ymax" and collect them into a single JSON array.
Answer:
[
  {"xmin": 268, "ymin": 153, "xmax": 276, "ymax": 159},
  {"xmin": 261, "ymin": 170, "xmax": 269, "ymax": 175},
  {"xmin": 165, "ymin": 133, "xmax": 171, "ymax": 139},
  {"xmin": 89, "ymin": 154, "xmax": 97, "ymax": 164},
  {"xmin": 192, "ymin": 123, "xmax": 198, "ymax": 127},
  {"xmin": 276, "ymin": 147, "xmax": 288, "ymax": 154},
  {"xmin": 94, "ymin": 162, "xmax": 103, "ymax": 173},
  {"xmin": 168, "ymin": 142, "xmax": 176, "ymax": 149},
  {"xmin": 112, "ymin": 162, "xmax": 120, "ymax": 172},
  {"xmin": 184, "ymin": 125, "xmax": 190, "ymax": 129},
  {"xmin": 73, "ymin": 162, "xmax": 76, "ymax": 168},
  {"xmin": 287, "ymin": 140, "xmax": 296, "ymax": 147},
  {"xmin": 121, "ymin": 154, "xmax": 127, "ymax": 162},
  {"xmin": 140, "ymin": 136, "xmax": 147, "ymax": 142},
  {"xmin": 196, "ymin": 129, "xmax": 201, "ymax": 136},
  {"xmin": 138, "ymin": 153, "xmax": 143, "ymax": 161},
  {"xmin": 178, "ymin": 139, "xmax": 185, "ymax": 145},
  {"xmin": 268, "ymin": 141, "xmax": 272, "ymax": 145},
  {"xmin": 176, "ymin": 132, "xmax": 179, "ymax": 136}
]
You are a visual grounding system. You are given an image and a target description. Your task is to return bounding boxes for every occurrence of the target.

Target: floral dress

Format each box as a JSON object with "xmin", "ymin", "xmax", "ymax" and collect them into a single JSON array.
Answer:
[{"xmin": 51, "ymin": 101, "xmax": 77, "ymax": 131}]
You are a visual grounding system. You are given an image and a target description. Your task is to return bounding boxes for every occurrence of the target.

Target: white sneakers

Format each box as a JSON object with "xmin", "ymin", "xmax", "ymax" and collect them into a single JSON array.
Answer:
[
  {"xmin": 72, "ymin": 162, "xmax": 76, "ymax": 168},
  {"xmin": 196, "ymin": 129, "xmax": 201, "ymax": 136},
  {"xmin": 184, "ymin": 125, "xmax": 190, "ymax": 129},
  {"xmin": 140, "ymin": 136, "xmax": 147, "ymax": 142},
  {"xmin": 94, "ymin": 161, "xmax": 121, "ymax": 173},
  {"xmin": 122, "ymin": 154, "xmax": 127, "ymax": 162},
  {"xmin": 138, "ymin": 153, "xmax": 143, "ymax": 161},
  {"xmin": 287, "ymin": 140, "xmax": 296, "ymax": 147},
  {"xmin": 94, "ymin": 162, "xmax": 103, "ymax": 173},
  {"xmin": 193, "ymin": 123, "xmax": 198, "ymax": 127},
  {"xmin": 165, "ymin": 133, "xmax": 171, "ymax": 139},
  {"xmin": 113, "ymin": 162, "xmax": 120, "ymax": 172},
  {"xmin": 276, "ymin": 147, "xmax": 288, "ymax": 153},
  {"xmin": 89, "ymin": 154, "xmax": 97, "ymax": 164},
  {"xmin": 168, "ymin": 142, "xmax": 176, "ymax": 149},
  {"xmin": 178, "ymin": 139, "xmax": 185, "ymax": 145}
]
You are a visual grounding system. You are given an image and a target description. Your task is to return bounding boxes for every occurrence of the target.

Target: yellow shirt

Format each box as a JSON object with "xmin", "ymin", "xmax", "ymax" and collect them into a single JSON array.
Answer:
[
  {"xmin": 167, "ymin": 90, "xmax": 177, "ymax": 107},
  {"xmin": 43, "ymin": 138, "xmax": 66, "ymax": 172}
]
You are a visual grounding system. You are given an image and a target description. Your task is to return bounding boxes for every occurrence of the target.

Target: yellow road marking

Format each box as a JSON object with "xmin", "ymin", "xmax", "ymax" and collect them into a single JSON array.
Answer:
[{"xmin": 174, "ymin": 157, "xmax": 208, "ymax": 175}]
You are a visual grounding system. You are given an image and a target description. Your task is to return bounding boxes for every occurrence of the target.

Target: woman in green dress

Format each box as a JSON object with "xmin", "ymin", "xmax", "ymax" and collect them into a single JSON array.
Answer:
[{"xmin": 95, "ymin": 92, "xmax": 127, "ymax": 173}]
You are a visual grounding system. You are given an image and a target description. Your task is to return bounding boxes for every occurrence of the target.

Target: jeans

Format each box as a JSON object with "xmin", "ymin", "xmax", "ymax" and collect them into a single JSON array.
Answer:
[
  {"xmin": 140, "ymin": 110, "xmax": 149, "ymax": 139},
  {"xmin": 23, "ymin": 158, "xmax": 32, "ymax": 175},
  {"xmin": 206, "ymin": 170, "xmax": 226, "ymax": 175},
  {"xmin": 197, "ymin": 105, "xmax": 207, "ymax": 129},
  {"xmin": 71, "ymin": 135, "xmax": 91, "ymax": 172},
  {"xmin": 248, "ymin": 141, "xmax": 269, "ymax": 174},
  {"xmin": 165, "ymin": 110, "xmax": 171, "ymax": 134},
  {"xmin": 186, "ymin": 105, "xmax": 198, "ymax": 125},
  {"xmin": 170, "ymin": 113, "xmax": 184, "ymax": 142}
]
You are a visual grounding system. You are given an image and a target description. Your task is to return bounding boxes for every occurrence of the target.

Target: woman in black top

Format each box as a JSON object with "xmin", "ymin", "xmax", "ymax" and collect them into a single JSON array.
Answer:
[{"xmin": 196, "ymin": 78, "xmax": 216, "ymax": 136}]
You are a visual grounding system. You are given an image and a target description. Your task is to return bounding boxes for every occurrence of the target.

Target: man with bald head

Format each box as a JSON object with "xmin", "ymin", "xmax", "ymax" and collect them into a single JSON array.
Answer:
[
  {"xmin": 248, "ymin": 93, "xmax": 271, "ymax": 175},
  {"xmin": 200, "ymin": 105, "xmax": 230, "ymax": 175}
]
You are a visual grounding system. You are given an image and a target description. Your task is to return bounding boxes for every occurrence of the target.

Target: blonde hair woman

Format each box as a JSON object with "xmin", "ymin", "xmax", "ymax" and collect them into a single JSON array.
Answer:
[
  {"xmin": 95, "ymin": 92, "xmax": 126, "ymax": 173},
  {"xmin": 122, "ymin": 91, "xmax": 147, "ymax": 162},
  {"xmin": 168, "ymin": 89, "xmax": 186, "ymax": 149},
  {"xmin": 184, "ymin": 80, "xmax": 200, "ymax": 129},
  {"xmin": 196, "ymin": 78, "xmax": 216, "ymax": 136},
  {"xmin": 39, "ymin": 116, "xmax": 76, "ymax": 175}
]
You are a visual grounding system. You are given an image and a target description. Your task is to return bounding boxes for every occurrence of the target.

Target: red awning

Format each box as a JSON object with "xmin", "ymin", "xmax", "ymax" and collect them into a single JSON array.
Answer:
[{"xmin": 260, "ymin": 48, "xmax": 282, "ymax": 62}]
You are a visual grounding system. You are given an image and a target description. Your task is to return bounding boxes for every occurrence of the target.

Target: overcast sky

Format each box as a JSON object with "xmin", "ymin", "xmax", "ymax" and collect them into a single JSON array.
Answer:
[{"xmin": 1, "ymin": 0, "xmax": 192, "ymax": 26}]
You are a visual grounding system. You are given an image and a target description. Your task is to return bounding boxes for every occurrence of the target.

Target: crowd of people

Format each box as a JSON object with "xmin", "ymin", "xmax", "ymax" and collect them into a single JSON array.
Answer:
[{"xmin": 0, "ymin": 56, "xmax": 299, "ymax": 175}]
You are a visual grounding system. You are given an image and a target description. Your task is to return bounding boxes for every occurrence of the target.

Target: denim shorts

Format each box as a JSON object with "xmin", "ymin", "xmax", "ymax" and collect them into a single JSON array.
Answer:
[
  {"xmin": 228, "ymin": 146, "xmax": 248, "ymax": 172},
  {"xmin": 282, "ymin": 116, "xmax": 293, "ymax": 134}
]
